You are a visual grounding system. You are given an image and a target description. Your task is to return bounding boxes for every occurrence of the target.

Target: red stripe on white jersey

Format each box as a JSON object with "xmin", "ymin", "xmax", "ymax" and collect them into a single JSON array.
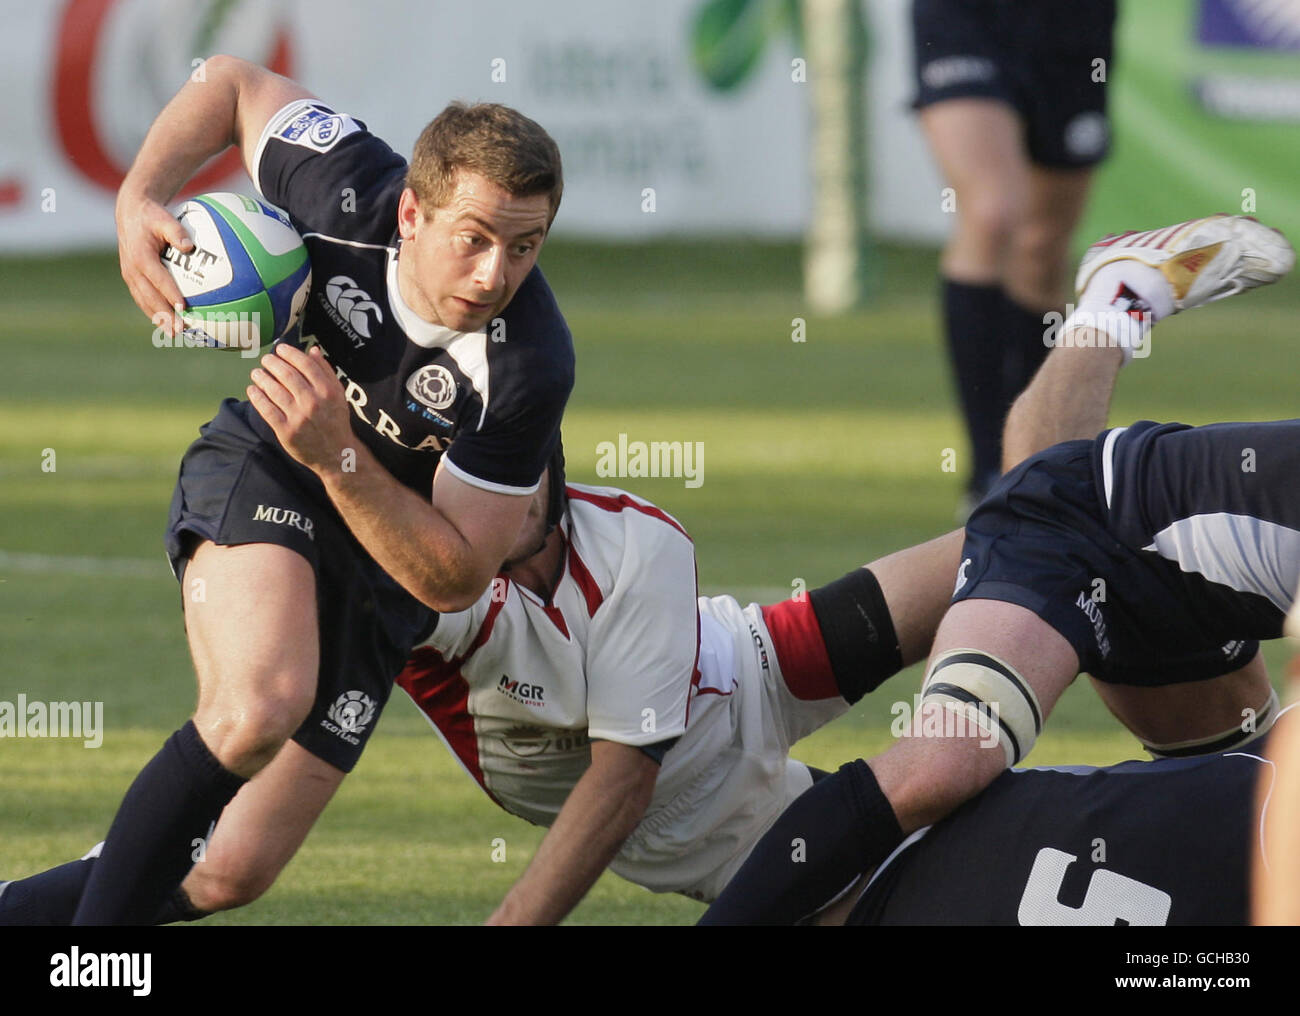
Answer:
[
  {"xmin": 396, "ymin": 596, "xmax": 507, "ymax": 798},
  {"xmin": 566, "ymin": 486, "xmax": 692, "ymax": 540},
  {"xmin": 566, "ymin": 542, "xmax": 604, "ymax": 617},
  {"xmin": 760, "ymin": 598, "xmax": 839, "ymax": 701},
  {"xmin": 542, "ymin": 603, "xmax": 571, "ymax": 638},
  {"xmin": 685, "ymin": 562, "xmax": 704, "ymax": 725}
]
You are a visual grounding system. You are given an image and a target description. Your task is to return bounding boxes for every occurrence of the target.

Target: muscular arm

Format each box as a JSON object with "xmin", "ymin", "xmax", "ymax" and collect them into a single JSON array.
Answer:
[
  {"xmin": 866, "ymin": 529, "xmax": 965, "ymax": 667},
  {"xmin": 249, "ymin": 343, "xmax": 531, "ymax": 611},
  {"xmin": 322, "ymin": 443, "xmax": 530, "ymax": 612},
  {"xmin": 486, "ymin": 740, "xmax": 660, "ymax": 925},
  {"xmin": 1001, "ymin": 337, "xmax": 1123, "ymax": 471},
  {"xmin": 116, "ymin": 55, "xmax": 312, "ymax": 329}
]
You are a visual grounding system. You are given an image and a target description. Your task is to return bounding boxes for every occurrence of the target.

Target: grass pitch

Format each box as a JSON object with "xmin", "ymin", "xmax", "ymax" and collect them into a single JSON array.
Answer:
[{"xmin": 2, "ymin": 239, "xmax": 1297, "ymax": 924}]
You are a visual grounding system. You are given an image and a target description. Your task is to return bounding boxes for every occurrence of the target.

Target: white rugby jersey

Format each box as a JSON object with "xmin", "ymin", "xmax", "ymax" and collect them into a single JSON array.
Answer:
[{"xmin": 397, "ymin": 483, "xmax": 716, "ymax": 828}]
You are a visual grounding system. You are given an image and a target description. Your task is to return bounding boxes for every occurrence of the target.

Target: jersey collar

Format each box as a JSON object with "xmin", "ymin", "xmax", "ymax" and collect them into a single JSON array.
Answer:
[{"xmin": 386, "ymin": 244, "xmax": 484, "ymax": 349}]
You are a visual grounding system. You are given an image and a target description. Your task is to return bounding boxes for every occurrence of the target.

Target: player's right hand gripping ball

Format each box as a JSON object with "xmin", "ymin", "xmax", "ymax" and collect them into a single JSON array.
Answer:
[{"xmin": 161, "ymin": 192, "xmax": 311, "ymax": 353}]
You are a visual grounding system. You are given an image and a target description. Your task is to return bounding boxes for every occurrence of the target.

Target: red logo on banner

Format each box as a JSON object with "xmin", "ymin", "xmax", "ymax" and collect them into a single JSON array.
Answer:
[{"xmin": 52, "ymin": 0, "xmax": 293, "ymax": 193}]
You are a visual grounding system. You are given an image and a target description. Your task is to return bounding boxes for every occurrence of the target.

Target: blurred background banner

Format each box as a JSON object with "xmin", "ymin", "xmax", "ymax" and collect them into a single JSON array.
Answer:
[
  {"xmin": 2, "ymin": 0, "xmax": 1299, "ymax": 252},
  {"xmin": 0, "ymin": 0, "xmax": 937, "ymax": 251},
  {"xmin": 1081, "ymin": 0, "xmax": 1300, "ymax": 244},
  {"xmin": 1, "ymin": 0, "xmax": 818, "ymax": 249}
]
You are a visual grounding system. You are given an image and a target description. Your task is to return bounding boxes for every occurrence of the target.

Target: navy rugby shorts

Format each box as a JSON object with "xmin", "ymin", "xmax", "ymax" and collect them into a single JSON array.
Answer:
[
  {"xmin": 911, "ymin": 0, "xmax": 1116, "ymax": 168},
  {"xmin": 951, "ymin": 439, "xmax": 1259, "ymax": 687},
  {"xmin": 166, "ymin": 398, "xmax": 435, "ymax": 771}
]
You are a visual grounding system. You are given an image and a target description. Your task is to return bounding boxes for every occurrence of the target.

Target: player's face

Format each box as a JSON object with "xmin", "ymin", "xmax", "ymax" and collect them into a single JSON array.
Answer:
[
  {"xmin": 502, "ymin": 471, "xmax": 550, "ymax": 570},
  {"xmin": 396, "ymin": 172, "xmax": 550, "ymax": 333}
]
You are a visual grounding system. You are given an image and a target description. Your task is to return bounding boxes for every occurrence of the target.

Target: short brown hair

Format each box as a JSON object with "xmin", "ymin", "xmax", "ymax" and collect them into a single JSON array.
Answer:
[{"xmin": 406, "ymin": 102, "xmax": 563, "ymax": 225}]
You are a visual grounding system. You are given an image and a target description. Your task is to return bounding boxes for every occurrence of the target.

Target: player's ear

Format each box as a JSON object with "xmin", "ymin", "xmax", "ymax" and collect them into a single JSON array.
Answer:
[{"xmin": 397, "ymin": 188, "xmax": 422, "ymax": 240}]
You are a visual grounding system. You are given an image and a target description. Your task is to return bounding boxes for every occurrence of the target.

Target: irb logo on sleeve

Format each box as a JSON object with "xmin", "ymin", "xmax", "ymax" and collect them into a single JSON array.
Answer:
[{"xmin": 274, "ymin": 102, "xmax": 361, "ymax": 152}]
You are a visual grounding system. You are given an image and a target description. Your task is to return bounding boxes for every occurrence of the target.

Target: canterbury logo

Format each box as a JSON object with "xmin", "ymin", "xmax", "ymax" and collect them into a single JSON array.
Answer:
[{"xmin": 324, "ymin": 275, "xmax": 383, "ymax": 339}]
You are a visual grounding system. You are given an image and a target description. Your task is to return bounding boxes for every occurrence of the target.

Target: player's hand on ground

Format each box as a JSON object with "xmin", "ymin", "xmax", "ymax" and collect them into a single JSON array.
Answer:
[
  {"xmin": 115, "ymin": 190, "xmax": 192, "ymax": 336},
  {"xmin": 248, "ymin": 344, "xmax": 354, "ymax": 474}
]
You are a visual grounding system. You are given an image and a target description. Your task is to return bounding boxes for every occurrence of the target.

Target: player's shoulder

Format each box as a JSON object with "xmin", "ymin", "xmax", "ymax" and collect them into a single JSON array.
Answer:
[
  {"xmin": 564, "ymin": 483, "xmax": 694, "ymax": 593},
  {"xmin": 255, "ymin": 99, "xmax": 407, "ymax": 245},
  {"xmin": 492, "ymin": 268, "xmax": 574, "ymax": 372},
  {"xmin": 565, "ymin": 483, "xmax": 692, "ymax": 542},
  {"xmin": 473, "ymin": 267, "xmax": 574, "ymax": 421}
]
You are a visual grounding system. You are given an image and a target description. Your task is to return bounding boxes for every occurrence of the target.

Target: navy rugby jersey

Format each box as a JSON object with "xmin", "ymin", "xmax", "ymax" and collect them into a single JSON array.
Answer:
[
  {"xmin": 246, "ymin": 99, "xmax": 573, "ymax": 497},
  {"xmin": 848, "ymin": 749, "xmax": 1265, "ymax": 925},
  {"xmin": 1091, "ymin": 419, "xmax": 1300, "ymax": 640}
]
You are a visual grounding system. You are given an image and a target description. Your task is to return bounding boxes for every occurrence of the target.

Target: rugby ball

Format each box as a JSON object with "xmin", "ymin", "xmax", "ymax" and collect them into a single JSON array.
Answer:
[{"xmin": 161, "ymin": 192, "xmax": 311, "ymax": 353}]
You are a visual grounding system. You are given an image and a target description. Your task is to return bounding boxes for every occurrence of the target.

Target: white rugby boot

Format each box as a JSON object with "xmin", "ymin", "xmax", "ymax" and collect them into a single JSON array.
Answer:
[{"xmin": 1076, "ymin": 213, "xmax": 1294, "ymax": 313}]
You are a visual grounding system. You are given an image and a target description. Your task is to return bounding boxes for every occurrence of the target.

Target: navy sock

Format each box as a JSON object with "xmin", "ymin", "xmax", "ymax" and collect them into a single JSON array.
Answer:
[
  {"xmin": 698, "ymin": 759, "xmax": 904, "ymax": 925},
  {"xmin": 1000, "ymin": 293, "xmax": 1053, "ymax": 426},
  {"xmin": 0, "ymin": 859, "xmax": 94, "ymax": 926},
  {"xmin": 0, "ymin": 857, "xmax": 211, "ymax": 925},
  {"xmin": 942, "ymin": 278, "xmax": 1005, "ymax": 489},
  {"xmin": 72, "ymin": 721, "xmax": 245, "ymax": 925}
]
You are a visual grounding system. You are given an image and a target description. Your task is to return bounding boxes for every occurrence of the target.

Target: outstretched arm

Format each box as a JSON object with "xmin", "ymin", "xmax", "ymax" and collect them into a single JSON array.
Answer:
[
  {"xmin": 486, "ymin": 741, "xmax": 660, "ymax": 925},
  {"xmin": 865, "ymin": 529, "xmax": 964, "ymax": 668},
  {"xmin": 1001, "ymin": 337, "xmax": 1123, "ymax": 472},
  {"xmin": 116, "ymin": 55, "xmax": 312, "ymax": 332}
]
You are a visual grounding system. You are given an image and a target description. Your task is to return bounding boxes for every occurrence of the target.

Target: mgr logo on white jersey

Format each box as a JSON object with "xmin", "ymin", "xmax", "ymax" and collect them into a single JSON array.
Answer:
[{"xmin": 497, "ymin": 674, "xmax": 545, "ymax": 707}]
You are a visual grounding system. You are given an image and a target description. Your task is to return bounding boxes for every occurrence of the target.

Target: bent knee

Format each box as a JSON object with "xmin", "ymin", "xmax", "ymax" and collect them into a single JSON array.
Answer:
[
  {"xmin": 1006, "ymin": 224, "xmax": 1074, "ymax": 304},
  {"xmin": 184, "ymin": 863, "xmax": 275, "ymax": 913},
  {"xmin": 195, "ymin": 688, "xmax": 315, "ymax": 775},
  {"xmin": 954, "ymin": 190, "xmax": 1023, "ymax": 250}
]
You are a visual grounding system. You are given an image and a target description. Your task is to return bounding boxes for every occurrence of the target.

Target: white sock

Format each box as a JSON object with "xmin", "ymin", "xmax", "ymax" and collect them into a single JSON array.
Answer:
[{"xmin": 1061, "ymin": 260, "xmax": 1175, "ymax": 364}]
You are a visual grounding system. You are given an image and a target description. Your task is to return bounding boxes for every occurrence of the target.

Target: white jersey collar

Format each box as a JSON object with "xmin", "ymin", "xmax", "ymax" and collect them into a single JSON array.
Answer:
[{"xmin": 386, "ymin": 244, "xmax": 484, "ymax": 349}]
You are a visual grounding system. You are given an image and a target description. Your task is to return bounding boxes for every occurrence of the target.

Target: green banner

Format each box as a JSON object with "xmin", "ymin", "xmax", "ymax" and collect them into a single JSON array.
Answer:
[{"xmin": 1082, "ymin": 0, "xmax": 1300, "ymax": 243}]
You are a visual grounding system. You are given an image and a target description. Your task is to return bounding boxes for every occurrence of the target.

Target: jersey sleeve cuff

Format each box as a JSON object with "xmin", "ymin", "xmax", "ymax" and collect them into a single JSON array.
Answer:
[{"xmin": 440, "ymin": 454, "xmax": 540, "ymax": 496}]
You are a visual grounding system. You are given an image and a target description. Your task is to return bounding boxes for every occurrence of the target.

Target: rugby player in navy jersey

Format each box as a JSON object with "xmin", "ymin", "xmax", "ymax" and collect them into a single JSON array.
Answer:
[
  {"xmin": 6, "ymin": 212, "xmax": 1290, "ymax": 927},
  {"xmin": 64, "ymin": 56, "xmax": 574, "ymax": 925},
  {"xmin": 703, "ymin": 214, "xmax": 1299, "ymax": 924},
  {"xmin": 813, "ymin": 735, "xmax": 1284, "ymax": 927}
]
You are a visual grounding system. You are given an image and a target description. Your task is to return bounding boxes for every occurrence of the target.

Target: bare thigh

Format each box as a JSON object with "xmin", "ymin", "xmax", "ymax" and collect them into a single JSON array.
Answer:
[
  {"xmin": 919, "ymin": 98, "xmax": 1030, "ymax": 283},
  {"xmin": 184, "ymin": 539, "xmax": 320, "ymax": 777},
  {"xmin": 1004, "ymin": 164, "xmax": 1096, "ymax": 309}
]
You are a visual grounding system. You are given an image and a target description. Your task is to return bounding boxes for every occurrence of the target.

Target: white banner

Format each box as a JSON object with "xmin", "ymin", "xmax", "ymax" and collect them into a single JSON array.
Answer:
[{"xmin": 0, "ymin": 0, "xmax": 946, "ymax": 251}]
